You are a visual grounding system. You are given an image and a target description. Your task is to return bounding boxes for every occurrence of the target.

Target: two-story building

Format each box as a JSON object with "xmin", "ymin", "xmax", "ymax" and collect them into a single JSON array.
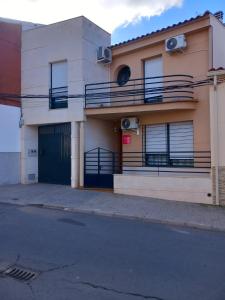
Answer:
[
  {"xmin": 20, "ymin": 11, "xmax": 225, "ymax": 205},
  {"xmin": 21, "ymin": 16, "xmax": 111, "ymax": 188},
  {"xmin": 84, "ymin": 11, "xmax": 225, "ymax": 204}
]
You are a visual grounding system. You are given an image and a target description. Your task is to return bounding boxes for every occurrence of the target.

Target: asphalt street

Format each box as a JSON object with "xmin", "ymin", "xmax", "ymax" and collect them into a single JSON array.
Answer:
[{"xmin": 0, "ymin": 203, "xmax": 225, "ymax": 300}]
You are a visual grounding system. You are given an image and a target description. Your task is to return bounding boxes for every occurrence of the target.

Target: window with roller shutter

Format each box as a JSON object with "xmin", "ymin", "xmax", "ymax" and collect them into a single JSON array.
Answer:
[{"xmin": 145, "ymin": 121, "xmax": 193, "ymax": 167}]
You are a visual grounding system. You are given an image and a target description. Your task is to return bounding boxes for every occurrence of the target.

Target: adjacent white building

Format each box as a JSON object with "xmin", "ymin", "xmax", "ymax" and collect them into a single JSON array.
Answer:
[{"xmin": 0, "ymin": 103, "xmax": 21, "ymax": 184}]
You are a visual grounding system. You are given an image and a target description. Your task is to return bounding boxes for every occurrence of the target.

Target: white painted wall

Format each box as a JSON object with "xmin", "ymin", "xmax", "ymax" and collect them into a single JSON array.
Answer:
[
  {"xmin": 210, "ymin": 16, "xmax": 225, "ymax": 69},
  {"xmin": 84, "ymin": 118, "xmax": 119, "ymax": 152},
  {"xmin": 21, "ymin": 125, "xmax": 38, "ymax": 184},
  {"xmin": 0, "ymin": 104, "xmax": 20, "ymax": 152}
]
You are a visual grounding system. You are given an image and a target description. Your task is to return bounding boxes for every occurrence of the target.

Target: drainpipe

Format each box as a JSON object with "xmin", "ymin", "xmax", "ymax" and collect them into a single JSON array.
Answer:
[
  {"xmin": 213, "ymin": 75, "xmax": 220, "ymax": 205},
  {"xmin": 19, "ymin": 97, "xmax": 24, "ymax": 128},
  {"xmin": 19, "ymin": 97, "xmax": 25, "ymax": 184}
]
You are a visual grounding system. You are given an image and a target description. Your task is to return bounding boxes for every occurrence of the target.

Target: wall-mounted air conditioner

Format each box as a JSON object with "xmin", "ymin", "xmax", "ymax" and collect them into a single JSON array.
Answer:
[
  {"xmin": 165, "ymin": 34, "xmax": 187, "ymax": 53},
  {"xmin": 97, "ymin": 46, "xmax": 112, "ymax": 64},
  {"xmin": 121, "ymin": 117, "xmax": 139, "ymax": 130}
]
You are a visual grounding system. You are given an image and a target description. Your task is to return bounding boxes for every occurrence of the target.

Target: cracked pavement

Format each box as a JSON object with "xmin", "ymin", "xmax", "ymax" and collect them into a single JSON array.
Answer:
[{"xmin": 0, "ymin": 203, "xmax": 225, "ymax": 300}]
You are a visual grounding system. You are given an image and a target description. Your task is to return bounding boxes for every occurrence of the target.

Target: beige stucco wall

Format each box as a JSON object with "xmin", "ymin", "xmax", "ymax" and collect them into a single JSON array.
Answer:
[
  {"xmin": 110, "ymin": 25, "xmax": 211, "ymax": 154},
  {"xmin": 84, "ymin": 118, "xmax": 119, "ymax": 152},
  {"xmin": 22, "ymin": 16, "xmax": 110, "ymax": 126},
  {"xmin": 21, "ymin": 16, "xmax": 111, "ymax": 185},
  {"xmin": 114, "ymin": 174, "xmax": 212, "ymax": 204}
]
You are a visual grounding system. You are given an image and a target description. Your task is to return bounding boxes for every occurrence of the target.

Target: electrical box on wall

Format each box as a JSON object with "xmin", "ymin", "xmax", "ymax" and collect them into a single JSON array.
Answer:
[
  {"xmin": 28, "ymin": 149, "xmax": 37, "ymax": 157},
  {"xmin": 28, "ymin": 173, "xmax": 36, "ymax": 181},
  {"xmin": 122, "ymin": 134, "xmax": 131, "ymax": 145}
]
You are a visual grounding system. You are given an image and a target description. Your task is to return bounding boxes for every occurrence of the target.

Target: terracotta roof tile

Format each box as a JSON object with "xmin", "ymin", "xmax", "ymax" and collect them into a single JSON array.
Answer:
[
  {"xmin": 209, "ymin": 67, "xmax": 225, "ymax": 71},
  {"xmin": 111, "ymin": 11, "xmax": 211, "ymax": 49}
]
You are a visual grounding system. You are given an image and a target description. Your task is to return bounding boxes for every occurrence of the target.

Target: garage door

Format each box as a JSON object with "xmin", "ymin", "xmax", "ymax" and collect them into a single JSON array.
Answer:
[{"xmin": 38, "ymin": 123, "xmax": 71, "ymax": 185}]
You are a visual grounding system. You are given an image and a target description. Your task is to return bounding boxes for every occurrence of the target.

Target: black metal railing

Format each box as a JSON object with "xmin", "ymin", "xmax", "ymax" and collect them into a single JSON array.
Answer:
[
  {"xmin": 84, "ymin": 148, "xmax": 121, "ymax": 175},
  {"xmin": 49, "ymin": 86, "xmax": 68, "ymax": 109},
  {"xmin": 85, "ymin": 74, "xmax": 194, "ymax": 108},
  {"xmin": 84, "ymin": 149, "xmax": 211, "ymax": 177},
  {"xmin": 121, "ymin": 151, "xmax": 211, "ymax": 175}
]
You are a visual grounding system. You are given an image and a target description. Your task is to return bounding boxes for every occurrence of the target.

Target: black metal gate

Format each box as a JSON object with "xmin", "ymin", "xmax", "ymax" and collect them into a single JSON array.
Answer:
[
  {"xmin": 38, "ymin": 123, "xmax": 71, "ymax": 185},
  {"xmin": 84, "ymin": 147, "xmax": 120, "ymax": 189}
]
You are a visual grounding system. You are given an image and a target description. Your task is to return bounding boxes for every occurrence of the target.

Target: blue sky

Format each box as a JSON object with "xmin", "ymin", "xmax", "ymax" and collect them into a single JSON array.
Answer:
[
  {"xmin": 1, "ymin": 0, "xmax": 225, "ymax": 41},
  {"xmin": 112, "ymin": 0, "xmax": 225, "ymax": 44}
]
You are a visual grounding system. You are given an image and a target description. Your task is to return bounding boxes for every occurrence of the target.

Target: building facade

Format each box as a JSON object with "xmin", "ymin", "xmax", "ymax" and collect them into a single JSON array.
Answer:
[
  {"xmin": 84, "ymin": 11, "xmax": 225, "ymax": 204},
  {"xmin": 21, "ymin": 16, "xmax": 111, "ymax": 187},
  {"xmin": 19, "ymin": 11, "xmax": 225, "ymax": 205}
]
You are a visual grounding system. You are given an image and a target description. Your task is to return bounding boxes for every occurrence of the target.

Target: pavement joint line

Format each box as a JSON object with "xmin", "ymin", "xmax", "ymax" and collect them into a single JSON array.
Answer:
[{"xmin": 0, "ymin": 200, "xmax": 225, "ymax": 233}]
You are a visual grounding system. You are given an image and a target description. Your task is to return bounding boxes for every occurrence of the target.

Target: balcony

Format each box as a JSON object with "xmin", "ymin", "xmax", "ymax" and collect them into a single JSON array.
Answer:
[
  {"xmin": 49, "ymin": 86, "xmax": 68, "ymax": 109},
  {"xmin": 85, "ymin": 75, "xmax": 198, "ymax": 117}
]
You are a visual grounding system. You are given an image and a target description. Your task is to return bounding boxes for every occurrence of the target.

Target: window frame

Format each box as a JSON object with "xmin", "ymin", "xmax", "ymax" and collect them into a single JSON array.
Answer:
[
  {"xmin": 49, "ymin": 61, "xmax": 68, "ymax": 109},
  {"xmin": 144, "ymin": 121, "xmax": 194, "ymax": 168}
]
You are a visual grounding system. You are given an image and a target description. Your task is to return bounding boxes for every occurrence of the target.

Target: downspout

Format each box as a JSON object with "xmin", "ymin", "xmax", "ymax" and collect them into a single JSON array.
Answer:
[
  {"xmin": 19, "ymin": 98, "xmax": 24, "ymax": 128},
  {"xmin": 213, "ymin": 75, "xmax": 219, "ymax": 205}
]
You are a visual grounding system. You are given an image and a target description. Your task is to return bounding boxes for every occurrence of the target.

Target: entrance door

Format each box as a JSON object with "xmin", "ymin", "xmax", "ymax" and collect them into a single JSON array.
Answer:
[
  {"xmin": 84, "ymin": 147, "xmax": 120, "ymax": 189},
  {"xmin": 144, "ymin": 56, "xmax": 163, "ymax": 102},
  {"xmin": 38, "ymin": 123, "xmax": 71, "ymax": 185}
]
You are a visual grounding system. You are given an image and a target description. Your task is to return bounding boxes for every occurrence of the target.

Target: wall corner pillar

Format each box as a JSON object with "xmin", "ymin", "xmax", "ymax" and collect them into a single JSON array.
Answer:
[{"xmin": 71, "ymin": 121, "xmax": 79, "ymax": 188}]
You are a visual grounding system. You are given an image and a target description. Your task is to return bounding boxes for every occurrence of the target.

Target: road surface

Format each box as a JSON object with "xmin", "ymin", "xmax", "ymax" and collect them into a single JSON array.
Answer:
[{"xmin": 0, "ymin": 203, "xmax": 225, "ymax": 300}]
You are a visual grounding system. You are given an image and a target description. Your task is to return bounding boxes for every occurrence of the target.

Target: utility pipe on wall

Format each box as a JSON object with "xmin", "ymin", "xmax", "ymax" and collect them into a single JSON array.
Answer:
[{"xmin": 213, "ymin": 74, "xmax": 219, "ymax": 205}]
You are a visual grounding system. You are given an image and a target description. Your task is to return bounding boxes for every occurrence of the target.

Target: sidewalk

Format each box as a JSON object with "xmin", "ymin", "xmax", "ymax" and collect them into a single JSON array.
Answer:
[{"xmin": 0, "ymin": 183, "xmax": 225, "ymax": 231}]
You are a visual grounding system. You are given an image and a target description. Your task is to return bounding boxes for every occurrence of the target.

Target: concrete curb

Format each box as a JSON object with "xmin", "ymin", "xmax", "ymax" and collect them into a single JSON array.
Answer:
[
  {"xmin": 1, "ymin": 200, "xmax": 225, "ymax": 233},
  {"xmin": 28, "ymin": 203, "xmax": 225, "ymax": 233}
]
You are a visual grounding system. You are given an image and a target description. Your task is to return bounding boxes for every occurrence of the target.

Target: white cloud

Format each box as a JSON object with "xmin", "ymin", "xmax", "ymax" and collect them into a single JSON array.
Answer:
[{"xmin": 0, "ymin": 0, "xmax": 183, "ymax": 32}]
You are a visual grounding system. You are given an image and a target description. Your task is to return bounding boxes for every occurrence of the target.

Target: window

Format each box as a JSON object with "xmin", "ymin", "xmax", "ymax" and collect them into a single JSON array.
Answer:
[
  {"xmin": 145, "ymin": 121, "xmax": 193, "ymax": 167},
  {"xmin": 50, "ymin": 61, "xmax": 68, "ymax": 109},
  {"xmin": 144, "ymin": 56, "xmax": 163, "ymax": 103},
  {"xmin": 117, "ymin": 66, "xmax": 131, "ymax": 86}
]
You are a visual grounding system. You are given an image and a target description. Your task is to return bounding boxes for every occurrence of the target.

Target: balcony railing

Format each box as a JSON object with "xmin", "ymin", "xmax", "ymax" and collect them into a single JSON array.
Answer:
[
  {"xmin": 85, "ymin": 75, "xmax": 194, "ymax": 108},
  {"xmin": 121, "ymin": 151, "xmax": 211, "ymax": 175},
  {"xmin": 49, "ymin": 86, "xmax": 68, "ymax": 109}
]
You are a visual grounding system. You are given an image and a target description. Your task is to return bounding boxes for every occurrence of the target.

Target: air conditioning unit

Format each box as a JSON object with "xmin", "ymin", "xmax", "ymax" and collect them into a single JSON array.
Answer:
[
  {"xmin": 165, "ymin": 34, "xmax": 187, "ymax": 52},
  {"xmin": 121, "ymin": 117, "xmax": 139, "ymax": 130},
  {"xmin": 97, "ymin": 46, "xmax": 112, "ymax": 64}
]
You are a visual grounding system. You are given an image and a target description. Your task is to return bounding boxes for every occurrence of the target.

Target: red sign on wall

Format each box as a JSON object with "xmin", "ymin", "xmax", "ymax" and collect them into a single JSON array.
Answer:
[{"xmin": 122, "ymin": 134, "xmax": 131, "ymax": 145}]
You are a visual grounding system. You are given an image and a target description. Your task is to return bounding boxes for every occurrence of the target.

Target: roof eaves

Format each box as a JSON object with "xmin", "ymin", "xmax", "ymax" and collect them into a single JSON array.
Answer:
[{"xmin": 111, "ymin": 10, "xmax": 211, "ymax": 49}]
